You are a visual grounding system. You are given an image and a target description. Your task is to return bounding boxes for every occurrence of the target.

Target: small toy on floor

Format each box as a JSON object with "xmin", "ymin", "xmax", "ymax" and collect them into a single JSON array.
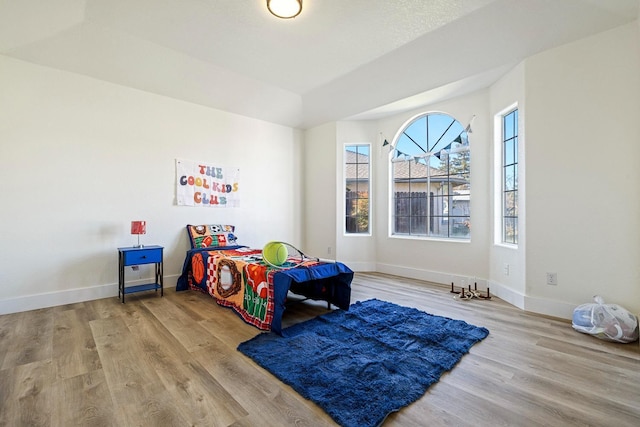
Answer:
[{"xmin": 451, "ymin": 281, "xmax": 491, "ymax": 301}]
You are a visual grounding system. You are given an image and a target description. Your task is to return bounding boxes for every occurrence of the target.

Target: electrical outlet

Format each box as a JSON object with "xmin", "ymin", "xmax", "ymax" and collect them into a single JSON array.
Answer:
[
  {"xmin": 503, "ymin": 263, "xmax": 510, "ymax": 276},
  {"xmin": 327, "ymin": 246, "xmax": 332, "ymax": 255},
  {"xmin": 546, "ymin": 272, "xmax": 558, "ymax": 286}
]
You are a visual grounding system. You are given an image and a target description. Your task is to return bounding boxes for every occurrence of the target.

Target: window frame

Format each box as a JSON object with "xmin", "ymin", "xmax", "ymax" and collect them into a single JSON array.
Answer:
[
  {"xmin": 388, "ymin": 111, "xmax": 471, "ymax": 241},
  {"xmin": 344, "ymin": 143, "xmax": 371, "ymax": 236},
  {"xmin": 494, "ymin": 104, "xmax": 519, "ymax": 247}
]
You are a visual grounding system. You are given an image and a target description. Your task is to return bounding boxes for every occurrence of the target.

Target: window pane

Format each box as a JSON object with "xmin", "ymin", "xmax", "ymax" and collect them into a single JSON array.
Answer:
[
  {"xmin": 504, "ymin": 110, "xmax": 516, "ymax": 139},
  {"xmin": 357, "ymin": 163, "xmax": 369, "ymax": 179},
  {"xmin": 396, "ymin": 117, "xmax": 426, "ymax": 157},
  {"xmin": 504, "ymin": 218, "xmax": 518, "ymax": 244},
  {"xmin": 361, "ymin": 200, "xmax": 370, "ymax": 230},
  {"xmin": 430, "ymin": 195, "xmax": 446, "ymax": 215},
  {"xmin": 411, "ymin": 160, "xmax": 428, "ymax": 180},
  {"xmin": 395, "ymin": 192, "xmax": 410, "ymax": 216},
  {"xmin": 451, "ymin": 217, "xmax": 470, "ymax": 238},
  {"xmin": 410, "ymin": 193, "xmax": 426, "ymax": 216},
  {"xmin": 451, "ymin": 175, "xmax": 469, "ymax": 187},
  {"xmin": 431, "ymin": 226, "xmax": 448, "ymax": 238},
  {"xmin": 504, "ymin": 191, "xmax": 517, "ymax": 216},
  {"xmin": 504, "ymin": 165, "xmax": 516, "ymax": 191},
  {"xmin": 448, "ymin": 152, "xmax": 470, "ymax": 175},
  {"xmin": 451, "ymin": 198, "xmax": 470, "ymax": 217},
  {"xmin": 346, "ymin": 216, "xmax": 356, "ymax": 233},
  {"xmin": 504, "ymin": 140, "xmax": 515, "ymax": 165},
  {"xmin": 395, "ymin": 215, "xmax": 409, "ymax": 234},
  {"xmin": 410, "ymin": 216, "xmax": 427, "ymax": 235}
]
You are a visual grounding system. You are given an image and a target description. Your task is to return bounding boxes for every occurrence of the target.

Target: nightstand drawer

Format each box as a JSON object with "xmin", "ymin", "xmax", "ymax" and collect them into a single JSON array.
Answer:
[{"xmin": 122, "ymin": 248, "xmax": 162, "ymax": 266}]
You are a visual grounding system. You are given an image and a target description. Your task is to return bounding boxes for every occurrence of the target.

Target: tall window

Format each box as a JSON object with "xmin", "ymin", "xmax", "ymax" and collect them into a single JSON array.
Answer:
[
  {"xmin": 502, "ymin": 109, "xmax": 518, "ymax": 244},
  {"xmin": 345, "ymin": 144, "xmax": 370, "ymax": 234},
  {"xmin": 391, "ymin": 112, "xmax": 470, "ymax": 239}
]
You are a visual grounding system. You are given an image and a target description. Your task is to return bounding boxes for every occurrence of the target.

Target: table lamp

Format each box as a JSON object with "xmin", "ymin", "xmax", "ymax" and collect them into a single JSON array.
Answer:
[{"xmin": 130, "ymin": 220, "xmax": 146, "ymax": 248}]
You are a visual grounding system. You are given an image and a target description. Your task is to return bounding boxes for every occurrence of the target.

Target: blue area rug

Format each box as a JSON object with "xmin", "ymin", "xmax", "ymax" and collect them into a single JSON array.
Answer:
[{"xmin": 237, "ymin": 298, "xmax": 489, "ymax": 427}]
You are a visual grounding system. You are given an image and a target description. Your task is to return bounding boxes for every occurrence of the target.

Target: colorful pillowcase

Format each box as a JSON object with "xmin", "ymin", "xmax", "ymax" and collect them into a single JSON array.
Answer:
[{"xmin": 186, "ymin": 224, "xmax": 238, "ymax": 249}]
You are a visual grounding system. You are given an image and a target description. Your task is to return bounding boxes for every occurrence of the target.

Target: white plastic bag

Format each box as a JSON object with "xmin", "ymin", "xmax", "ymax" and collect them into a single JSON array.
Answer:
[{"xmin": 572, "ymin": 295, "xmax": 639, "ymax": 343}]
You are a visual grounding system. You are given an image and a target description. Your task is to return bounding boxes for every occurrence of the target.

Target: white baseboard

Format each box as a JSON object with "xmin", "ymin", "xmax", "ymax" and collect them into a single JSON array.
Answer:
[
  {"xmin": 488, "ymin": 279, "xmax": 574, "ymax": 319},
  {"xmin": 376, "ymin": 262, "xmax": 489, "ymax": 289},
  {"xmin": 0, "ymin": 283, "xmax": 118, "ymax": 315},
  {"xmin": 1, "ymin": 267, "xmax": 576, "ymax": 321},
  {"xmin": 377, "ymin": 263, "xmax": 573, "ymax": 320},
  {"xmin": 523, "ymin": 294, "xmax": 576, "ymax": 320},
  {"xmin": 339, "ymin": 261, "xmax": 377, "ymax": 272},
  {"xmin": 487, "ymin": 279, "xmax": 526, "ymax": 310},
  {"xmin": 0, "ymin": 274, "xmax": 179, "ymax": 315}
]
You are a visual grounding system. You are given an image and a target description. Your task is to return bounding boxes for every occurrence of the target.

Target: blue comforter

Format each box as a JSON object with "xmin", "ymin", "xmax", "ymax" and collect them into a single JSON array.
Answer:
[{"xmin": 176, "ymin": 246, "xmax": 353, "ymax": 335}]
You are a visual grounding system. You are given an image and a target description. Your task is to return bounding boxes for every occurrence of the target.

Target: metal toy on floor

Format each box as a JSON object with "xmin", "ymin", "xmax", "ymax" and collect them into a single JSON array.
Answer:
[{"xmin": 451, "ymin": 280, "xmax": 491, "ymax": 301}]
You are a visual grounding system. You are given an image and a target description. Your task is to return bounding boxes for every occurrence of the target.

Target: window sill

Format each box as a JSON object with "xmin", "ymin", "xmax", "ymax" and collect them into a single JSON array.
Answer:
[
  {"xmin": 389, "ymin": 234, "xmax": 470, "ymax": 244},
  {"xmin": 494, "ymin": 242, "xmax": 518, "ymax": 250}
]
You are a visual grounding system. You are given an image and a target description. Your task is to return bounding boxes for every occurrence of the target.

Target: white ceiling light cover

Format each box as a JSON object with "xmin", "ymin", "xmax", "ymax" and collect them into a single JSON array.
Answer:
[{"xmin": 267, "ymin": 0, "xmax": 302, "ymax": 19}]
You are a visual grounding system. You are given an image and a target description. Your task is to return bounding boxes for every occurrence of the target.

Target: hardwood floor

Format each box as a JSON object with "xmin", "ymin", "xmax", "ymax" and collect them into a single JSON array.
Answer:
[{"xmin": 1, "ymin": 272, "xmax": 639, "ymax": 426}]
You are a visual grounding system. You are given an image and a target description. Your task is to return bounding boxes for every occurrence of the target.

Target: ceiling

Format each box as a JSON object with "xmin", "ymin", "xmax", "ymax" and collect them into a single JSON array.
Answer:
[{"xmin": 1, "ymin": 0, "xmax": 637, "ymax": 129}]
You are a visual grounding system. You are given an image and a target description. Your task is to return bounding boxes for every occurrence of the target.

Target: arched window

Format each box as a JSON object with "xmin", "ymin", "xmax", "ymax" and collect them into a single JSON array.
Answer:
[{"xmin": 391, "ymin": 112, "xmax": 471, "ymax": 239}]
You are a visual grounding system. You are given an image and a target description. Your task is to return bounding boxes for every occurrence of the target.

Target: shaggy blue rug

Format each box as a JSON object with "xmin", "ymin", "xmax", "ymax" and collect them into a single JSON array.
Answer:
[{"xmin": 237, "ymin": 298, "xmax": 489, "ymax": 427}]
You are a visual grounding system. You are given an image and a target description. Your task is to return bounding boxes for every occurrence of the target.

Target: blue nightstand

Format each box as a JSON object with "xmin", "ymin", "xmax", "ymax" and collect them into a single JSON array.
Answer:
[{"xmin": 118, "ymin": 246, "xmax": 164, "ymax": 303}]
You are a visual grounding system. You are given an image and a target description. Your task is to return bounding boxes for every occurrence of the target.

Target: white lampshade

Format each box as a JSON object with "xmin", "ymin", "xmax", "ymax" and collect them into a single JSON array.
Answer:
[{"xmin": 267, "ymin": 0, "xmax": 302, "ymax": 19}]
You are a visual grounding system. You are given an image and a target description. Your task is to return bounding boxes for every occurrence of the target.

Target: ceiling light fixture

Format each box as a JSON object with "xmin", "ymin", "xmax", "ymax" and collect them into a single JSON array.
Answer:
[{"xmin": 267, "ymin": 0, "xmax": 302, "ymax": 19}]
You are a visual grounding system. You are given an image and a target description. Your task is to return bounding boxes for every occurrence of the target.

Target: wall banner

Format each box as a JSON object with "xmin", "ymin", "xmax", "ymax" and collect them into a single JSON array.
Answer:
[{"xmin": 176, "ymin": 159, "xmax": 240, "ymax": 207}]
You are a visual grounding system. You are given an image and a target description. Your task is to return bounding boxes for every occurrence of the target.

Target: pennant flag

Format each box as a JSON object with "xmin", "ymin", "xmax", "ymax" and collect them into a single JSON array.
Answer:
[
  {"xmin": 465, "ymin": 115, "xmax": 476, "ymax": 133},
  {"xmin": 435, "ymin": 140, "xmax": 452, "ymax": 160}
]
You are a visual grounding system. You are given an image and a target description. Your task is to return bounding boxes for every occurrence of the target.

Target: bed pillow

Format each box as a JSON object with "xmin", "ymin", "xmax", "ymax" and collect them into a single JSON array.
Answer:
[{"xmin": 186, "ymin": 224, "xmax": 238, "ymax": 248}]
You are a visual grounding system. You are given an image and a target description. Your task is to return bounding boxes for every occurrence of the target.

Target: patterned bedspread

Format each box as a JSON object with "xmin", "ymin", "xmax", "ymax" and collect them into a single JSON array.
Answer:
[{"xmin": 176, "ymin": 246, "xmax": 353, "ymax": 334}]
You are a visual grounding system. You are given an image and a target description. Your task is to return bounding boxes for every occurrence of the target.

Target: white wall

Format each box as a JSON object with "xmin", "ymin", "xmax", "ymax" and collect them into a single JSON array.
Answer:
[
  {"xmin": 488, "ymin": 62, "xmax": 527, "ymax": 308},
  {"xmin": 301, "ymin": 122, "xmax": 337, "ymax": 259},
  {"xmin": 0, "ymin": 55, "xmax": 302, "ymax": 313},
  {"xmin": 523, "ymin": 22, "xmax": 640, "ymax": 317}
]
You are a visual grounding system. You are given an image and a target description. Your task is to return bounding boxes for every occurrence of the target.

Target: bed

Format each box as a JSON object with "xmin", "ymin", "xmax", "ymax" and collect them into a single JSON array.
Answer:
[{"xmin": 175, "ymin": 224, "xmax": 353, "ymax": 335}]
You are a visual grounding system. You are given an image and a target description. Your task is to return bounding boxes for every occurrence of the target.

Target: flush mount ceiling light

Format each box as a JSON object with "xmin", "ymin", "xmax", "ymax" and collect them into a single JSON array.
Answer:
[{"xmin": 267, "ymin": 0, "xmax": 302, "ymax": 19}]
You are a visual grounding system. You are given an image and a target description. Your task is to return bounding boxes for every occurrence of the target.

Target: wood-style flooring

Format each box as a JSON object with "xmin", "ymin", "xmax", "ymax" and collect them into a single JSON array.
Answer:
[{"xmin": 1, "ymin": 272, "xmax": 639, "ymax": 426}]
